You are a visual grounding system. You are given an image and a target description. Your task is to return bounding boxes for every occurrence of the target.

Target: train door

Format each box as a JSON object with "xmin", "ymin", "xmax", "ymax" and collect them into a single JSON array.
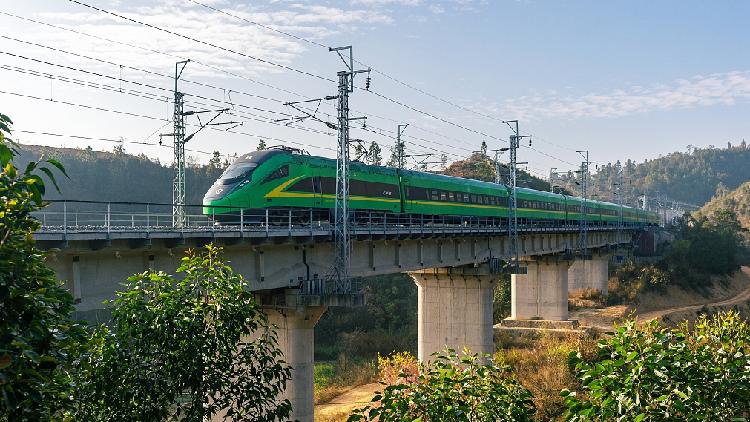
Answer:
[{"xmin": 400, "ymin": 170, "xmax": 411, "ymax": 214}]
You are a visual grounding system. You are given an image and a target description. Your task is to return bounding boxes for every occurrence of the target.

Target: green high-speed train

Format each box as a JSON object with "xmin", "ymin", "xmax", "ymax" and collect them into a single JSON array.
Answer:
[{"xmin": 202, "ymin": 148, "xmax": 659, "ymax": 227}]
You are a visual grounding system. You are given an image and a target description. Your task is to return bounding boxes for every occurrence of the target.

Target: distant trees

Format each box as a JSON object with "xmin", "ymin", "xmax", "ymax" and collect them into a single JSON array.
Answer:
[
  {"xmin": 367, "ymin": 141, "xmax": 382, "ymax": 166},
  {"xmin": 257, "ymin": 138, "xmax": 267, "ymax": 150},
  {"xmin": 563, "ymin": 311, "xmax": 750, "ymax": 421},
  {"xmin": 580, "ymin": 144, "xmax": 750, "ymax": 206}
]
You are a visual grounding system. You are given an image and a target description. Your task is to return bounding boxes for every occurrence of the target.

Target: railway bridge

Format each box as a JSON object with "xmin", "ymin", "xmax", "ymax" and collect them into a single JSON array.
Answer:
[{"xmin": 34, "ymin": 200, "xmax": 642, "ymax": 422}]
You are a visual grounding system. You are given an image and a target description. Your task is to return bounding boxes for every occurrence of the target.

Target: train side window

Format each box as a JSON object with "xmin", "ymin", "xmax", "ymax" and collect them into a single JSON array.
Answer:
[
  {"xmin": 464, "ymin": 193, "xmax": 470, "ymax": 203},
  {"xmin": 440, "ymin": 191, "xmax": 447, "ymax": 201},
  {"xmin": 431, "ymin": 190, "xmax": 439, "ymax": 201},
  {"xmin": 448, "ymin": 192, "xmax": 455, "ymax": 202},
  {"xmin": 262, "ymin": 164, "xmax": 289, "ymax": 184}
]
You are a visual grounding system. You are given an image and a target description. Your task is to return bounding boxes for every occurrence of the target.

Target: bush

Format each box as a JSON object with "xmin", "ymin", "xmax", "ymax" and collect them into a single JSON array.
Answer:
[
  {"xmin": 0, "ymin": 113, "xmax": 88, "ymax": 420},
  {"xmin": 377, "ymin": 351, "xmax": 418, "ymax": 385},
  {"xmin": 74, "ymin": 246, "xmax": 292, "ymax": 421},
  {"xmin": 563, "ymin": 311, "xmax": 750, "ymax": 421},
  {"xmin": 349, "ymin": 349, "xmax": 536, "ymax": 422}
]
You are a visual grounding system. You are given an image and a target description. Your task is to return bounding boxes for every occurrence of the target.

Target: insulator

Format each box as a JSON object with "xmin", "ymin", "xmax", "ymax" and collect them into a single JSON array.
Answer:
[{"xmin": 365, "ymin": 76, "xmax": 371, "ymax": 90}]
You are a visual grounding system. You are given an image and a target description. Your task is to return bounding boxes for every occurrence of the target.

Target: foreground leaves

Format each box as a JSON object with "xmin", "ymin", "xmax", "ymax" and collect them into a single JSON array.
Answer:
[
  {"xmin": 349, "ymin": 349, "xmax": 535, "ymax": 422},
  {"xmin": 563, "ymin": 311, "xmax": 750, "ymax": 421},
  {"xmin": 0, "ymin": 112, "xmax": 88, "ymax": 420},
  {"xmin": 74, "ymin": 245, "xmax": 292, "ymax": 421}
]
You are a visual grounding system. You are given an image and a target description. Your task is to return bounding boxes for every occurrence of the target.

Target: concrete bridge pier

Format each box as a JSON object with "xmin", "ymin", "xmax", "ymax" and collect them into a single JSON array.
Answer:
[
  {"xmin": 410, "ymin": 265, "xmax": 496, "ymax": 362},
  {"xmin": 264, "ymin": 303, "xmax": 326, "ymax": 422},
  {"xmin": 568, "ymin": 253, "xmax": 610, "ymax": 296},
  {"xmin": 510, "ymin": 258, "xmax": 571, "ymax": 320}
]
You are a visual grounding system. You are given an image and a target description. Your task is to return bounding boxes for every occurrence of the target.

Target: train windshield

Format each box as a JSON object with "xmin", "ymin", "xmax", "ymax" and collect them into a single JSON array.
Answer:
[{"xmin": 220, "ymin": 162, "xmax": 258, "ymax": 185}]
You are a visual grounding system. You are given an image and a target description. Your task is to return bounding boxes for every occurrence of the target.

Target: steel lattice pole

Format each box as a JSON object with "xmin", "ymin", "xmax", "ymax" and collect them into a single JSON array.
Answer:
[
  {"xmin": 333, "ymin": 70, "xmax": 351, "ymax": 293},
  {"xmin": 172, "ymin": 91, "xmax": 186, "ymax": 228}
]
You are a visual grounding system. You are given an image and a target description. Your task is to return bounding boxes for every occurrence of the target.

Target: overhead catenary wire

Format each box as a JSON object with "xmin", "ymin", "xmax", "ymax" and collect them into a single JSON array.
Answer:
[
  {"xmin": 64, "ymin": 0, "xmax": 517, "ymax": 146},
  {"xmin": 3, "ymin": 7, "xmax": 580, "ymax": 169},
  {"xmin": 0, "ymin": 89, "xmax": 338, "ymax": 155}
]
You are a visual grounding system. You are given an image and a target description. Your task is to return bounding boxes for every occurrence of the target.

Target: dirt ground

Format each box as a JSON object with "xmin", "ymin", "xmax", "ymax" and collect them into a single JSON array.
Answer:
[
  {"xmin": 315, "ymin": 267, "xmax": 750, "ymax": 421},
  {"xmin": 314, "ymin": 383, "xmax": 380, "ymax": 422},
  {"xmin": 571, "ymin": 266, "xmax": 750, "ymax": 330}
]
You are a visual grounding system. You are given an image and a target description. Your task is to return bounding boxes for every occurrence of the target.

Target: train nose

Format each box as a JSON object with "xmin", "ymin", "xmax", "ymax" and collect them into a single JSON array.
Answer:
[{"xmin": 204, "ymin": 184, "xmax": 231, "ymax": 202}]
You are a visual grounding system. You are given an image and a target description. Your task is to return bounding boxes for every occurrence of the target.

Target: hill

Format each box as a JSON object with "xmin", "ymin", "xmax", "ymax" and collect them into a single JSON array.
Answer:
[
  {"xmin": 17, "ymin": 145, "xmax": 224, "ymax": 206},
  {"xmin": 695, "ymin": 180, "xmax": 750, "ymax": 228},
  {"xmin": 442, "ymin": 152, "xmax": 550, "ymax": 191},
  {"xmin": 554, "ymin": 142, "xmax": 750, "ymax": 207}
]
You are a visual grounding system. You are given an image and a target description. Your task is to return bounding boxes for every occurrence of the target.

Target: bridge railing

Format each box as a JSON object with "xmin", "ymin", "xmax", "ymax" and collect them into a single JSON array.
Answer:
[
  {"xmin": 33, "ymin": 200, "xmax": 637, "ymax": 237},
  {"xmin": 32, "ymin": 200, "xmax": 513, "ymax": 236}
]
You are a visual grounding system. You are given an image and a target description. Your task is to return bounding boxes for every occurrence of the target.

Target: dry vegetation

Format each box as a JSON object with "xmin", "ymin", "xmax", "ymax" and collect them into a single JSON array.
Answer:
[{"xmin": 495, "ymin": 334, "xmax": 598, "ymax": 421}]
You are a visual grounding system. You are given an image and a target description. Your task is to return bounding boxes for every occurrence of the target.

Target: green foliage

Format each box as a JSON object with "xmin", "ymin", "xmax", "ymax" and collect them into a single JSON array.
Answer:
[
  {"xmin": 0, "ymin": 113, "xmax": 88, "ymax": 420},
  {"xmin": 563, "ymin": 311, "xmax": 750, "ymax": 421},
  {"xmin": 611, "ymin": 209, "xmax": 743, "ymax": 302},
  {"xmin": 315, "ymin": 274, "xmax": 417, "ymax": 360},
  {"xmin": 349, "ymin": 350, "xmax": 536, "ymax": 422},
  {"xmin": 696, "ymin": 180, "xmax": 750, "ymax": 228},
  {"xmin": 665, "ymin": 211, "xmax": 743, "ymax": 284},
  {"xmin": 493, "ymin": 273, "xmax": 512, "ymax": 323},
  {"xmin": 74, "ymin": 245, "xmax": 292, "ymax": 422},
  {"xmin": 443, "ymin": 152, "xmax": 549, "ymax": 190},
  {"xmin": 583, "ymin": 144, "xmax": 750, "ymax": 206},
  {"xmin": 15, "ymin": 144, "xmax": 224, "ymax": 206}
]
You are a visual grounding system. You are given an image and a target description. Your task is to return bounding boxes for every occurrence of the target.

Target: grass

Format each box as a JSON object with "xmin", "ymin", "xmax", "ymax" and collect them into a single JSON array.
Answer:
[{"xmin": 496, "ymin": 333, "xmax": 598, "ymax": 421}]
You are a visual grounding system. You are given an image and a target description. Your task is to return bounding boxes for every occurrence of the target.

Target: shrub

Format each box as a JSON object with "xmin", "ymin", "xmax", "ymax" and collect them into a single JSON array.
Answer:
[
  {"xmin": 0, "ymin": 113, "xmax": 89, "ymax": 420},
  {"xmin": 563, "ymin": 311, "xmax": 750, "ymax": 421},
  {"xmin": 377, "ymin": 351, "xmax": 418, "ymax": 385},
  {"xmin": 74, "ymin": 246, "xmax": 292, "ymax": 421},
  {"xmin": 349, "ymin": 349, "xmax": 535, "ymax": 422}
]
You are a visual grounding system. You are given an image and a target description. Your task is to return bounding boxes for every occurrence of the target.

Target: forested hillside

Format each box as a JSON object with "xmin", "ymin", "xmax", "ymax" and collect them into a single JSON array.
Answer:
[
  {"xmin": 442, "ymin": 151, "xmax": 549, "ymax": 191},
  {"xmin": 19, "ymin": 141, "xmax": 750, "ymax": 211},
  {"xmin": 557, "ymin": 142, "xmax": 750, "ymax": 207},
  {"xmin": 696, "ymin": 180, "xmax": 750, "ymax": 228},
  {"xmin": 17, "ymin": 145, "xmax": 224, "ymax": 205}
]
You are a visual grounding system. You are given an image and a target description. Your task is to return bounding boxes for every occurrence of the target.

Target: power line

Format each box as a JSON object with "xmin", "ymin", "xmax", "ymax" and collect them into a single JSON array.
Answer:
[
  {"xmin": 0, "ymin": 11, "xmax": 305, "ymax": 101},
  {"xmin": 63, "ymin": 1, "xmax": 516, "ymax": 145},
  {"xmin": 67, "ymin": 0, "xmax": 334, "ymax": 83},
  {"xmin": 0, "ymin": 89, "xmax": 336, "ymax": 155},
  {"xmin": 186, "ymin": 0, "xmax": 515, "ymax": 124}
]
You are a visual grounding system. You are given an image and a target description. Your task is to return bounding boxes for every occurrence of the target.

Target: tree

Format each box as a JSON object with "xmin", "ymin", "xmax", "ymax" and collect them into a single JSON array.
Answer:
[
  {"xmin": 480, "ymin": 140, "xmax": 488, "ymax": 156},
  {"xmin": 349, "ymin": 350, "xmax": 535, "ymax": 422},
  {"xmin": 208, "ymin": 151, "xmax": 223, "ymax": 169},
  {"xmin": 563, "ymin": 311, "xmax": 750, "ymax": 421},
  {"xmin": 0, "ymin": 113, "xmax": 88, "ymax": 420},
  {"xmin": 257, "ymin": 138, "xmax": 267, "ymax": 151},
  {"xmin": 75, "ymin": 245, "xmax": 292, "ymax": 421},
  {"xmin": 353, "ymin": 142, "xmax": 368, "ymax": 162},
  {"xmin": 367, "ymin": 141, "xmax": 382, "ymax": 166}
]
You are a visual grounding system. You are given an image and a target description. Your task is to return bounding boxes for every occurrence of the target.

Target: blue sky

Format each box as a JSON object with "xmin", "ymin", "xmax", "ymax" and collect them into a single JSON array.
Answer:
[{"xmin": 1, "ymin": 0, "xmax": 749, "ymax": 180}]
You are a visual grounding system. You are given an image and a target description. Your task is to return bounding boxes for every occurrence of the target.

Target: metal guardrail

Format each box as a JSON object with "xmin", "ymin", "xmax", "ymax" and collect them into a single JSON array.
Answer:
[{"xmin": 33, "ymin": 199, "xmax": 635, "ymax": 238}]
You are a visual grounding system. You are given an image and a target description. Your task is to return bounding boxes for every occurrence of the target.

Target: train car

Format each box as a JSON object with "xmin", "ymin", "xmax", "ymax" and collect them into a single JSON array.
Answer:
[
  {"xmin": 203, "ymin": 149, "xmax": 401, "ymax": 222},
  {"xmin": 400, "ymin": 170, "xmax": 508, "ymax": 223},
  {"xmin": 515, "ymin": 188, "xmax": 566, "ymax": 227},
  {"xmin": 203, "ymin": 148, "xmax": 659, "ymax": 228}
]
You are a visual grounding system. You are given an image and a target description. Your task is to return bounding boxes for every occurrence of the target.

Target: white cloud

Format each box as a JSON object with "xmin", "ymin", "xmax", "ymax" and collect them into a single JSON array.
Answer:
[
  {"xmin": 351, "ymin": 0, "xmax": 423, "ymax": 6},
  {"xmin": 485, "ymin": 71, "xmax": 750, "ymax": 121},
  {"xmin": 24, "ymin": 0, "xmax": 395, "ymax": 82}
]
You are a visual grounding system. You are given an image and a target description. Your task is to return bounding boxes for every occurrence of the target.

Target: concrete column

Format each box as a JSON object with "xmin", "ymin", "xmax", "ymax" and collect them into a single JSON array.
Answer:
[
  {"xmin": 510, "ymin": 259, "xmax": 569, "ymax": 320},
  {"xmin": 568, "ymin": 254, "xmax": 609, "ymax": 296},
  {"xmin": 71, "ymin": 256, "xmax": 82, "ymax": 304},
  {"xmin": 410, "ymin": 269, "xmax": 495, "ymax": 362},
  {"xmin": 264, "ymin": 305, "xmax": 326, "ymax": 422}
]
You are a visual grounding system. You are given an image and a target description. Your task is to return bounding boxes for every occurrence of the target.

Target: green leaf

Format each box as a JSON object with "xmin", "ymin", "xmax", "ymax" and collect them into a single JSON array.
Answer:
[
  {"xmin": 38, "ymin": 167, "xmax": 60, "ymax": 192},
  {"xmin": 45, "ymin": 158, "xmax": 68, "ymax": 178}
]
